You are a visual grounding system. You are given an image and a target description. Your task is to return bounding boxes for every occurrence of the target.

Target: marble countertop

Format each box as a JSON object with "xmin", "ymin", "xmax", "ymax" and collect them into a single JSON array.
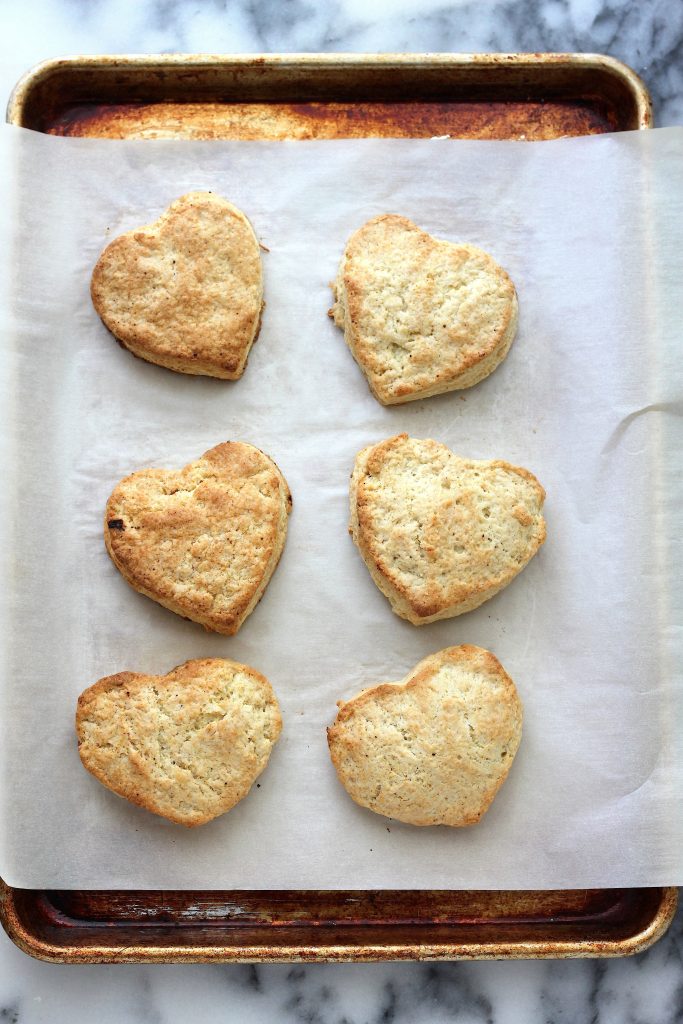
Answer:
[{"xmin": 1, "ymin": 0, "xmax": 682, "ymax": 1021}]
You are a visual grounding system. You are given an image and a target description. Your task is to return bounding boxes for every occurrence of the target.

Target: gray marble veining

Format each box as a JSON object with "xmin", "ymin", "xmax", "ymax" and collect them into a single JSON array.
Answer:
[
  {"xmin": 0, "ymin": 909, "xmax": 682, "ymax": 1023},
  {"xmin": 0, "ymin": 0, "xmax": 682, "ymax": 1021}
]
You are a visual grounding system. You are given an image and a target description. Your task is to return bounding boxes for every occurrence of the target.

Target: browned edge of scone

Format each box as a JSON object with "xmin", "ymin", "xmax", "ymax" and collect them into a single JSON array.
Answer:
[{"xmin": 96, "ymin": 298, "xmax": 266, "ymax": 380}]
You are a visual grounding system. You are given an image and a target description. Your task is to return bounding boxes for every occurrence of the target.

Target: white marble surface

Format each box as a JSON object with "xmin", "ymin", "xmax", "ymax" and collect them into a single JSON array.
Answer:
[{"xmin": 1, "ymin": 0, "xmax": 682, "ymax": 1020}]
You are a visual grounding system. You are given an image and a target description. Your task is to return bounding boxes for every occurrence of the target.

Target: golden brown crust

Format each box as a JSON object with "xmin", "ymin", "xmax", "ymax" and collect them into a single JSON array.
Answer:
[
  {"xmin": 77, "ymin": 657, "xmax": 282, "ymax": 827},
  {"xmin": 91, "ymin": 192, "xmax": 263, "ymax": 379},
  {"xmin": 105, "ymin": 442, "xmax": 291, "ymax": 635},
  {"xmin": 349, "ymin": 434, "xmax": 546, "ymax": 624},
  {"xmin": 327, "ymin": 645, "xmax": 523, "ymax": 826},
  {"xmin": 329, "ymin": 214, "xmax": 518, "ymax": 404}
]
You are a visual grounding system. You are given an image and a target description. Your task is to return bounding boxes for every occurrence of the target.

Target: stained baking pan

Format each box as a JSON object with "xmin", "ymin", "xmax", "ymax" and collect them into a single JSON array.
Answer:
[
  {"xmin": 8, "ymin": 52, "xmax": 652, "ymax": 139},
  {"xmin": 2, "ymin": 53, "xmax": 674, "ymax": 964},
  {"xmin": 1, "ymin": 885, "xmax": 677, "ymax": 964}
]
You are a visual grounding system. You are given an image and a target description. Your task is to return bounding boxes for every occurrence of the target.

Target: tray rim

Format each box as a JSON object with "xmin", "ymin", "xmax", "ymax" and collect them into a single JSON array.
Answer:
[
  {"xmin": 0, "ymin": 883, "xmax": 678, "ymax": 963},
  {"xmin": 1, "ymin": 50, "xmax": 668, "ymax": 964},
  {"xmin": 6, "ymin": 51, "xmax": 654, "ymax": 132}
]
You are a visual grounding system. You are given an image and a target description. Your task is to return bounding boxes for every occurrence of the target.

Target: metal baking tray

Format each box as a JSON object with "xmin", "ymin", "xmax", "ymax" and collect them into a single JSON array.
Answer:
[
  {"xmin": 8, "ymin": 52, "xmax": 652, "ymax": 139},
  {"xmin": 1, "ymin": 885, "xmax": 677, "ymax": 963},
  {"xmin": 2, "ymin": 53, "xmax": 674, "ymax": 963}
]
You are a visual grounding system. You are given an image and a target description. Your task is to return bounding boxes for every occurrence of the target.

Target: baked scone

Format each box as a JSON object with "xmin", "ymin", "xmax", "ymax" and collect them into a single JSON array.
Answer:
[
  {"xmin": 350, "ymin": 434, "xmax": 545, "ymax": 624},
  {"xmin": 105, "ymin": 441, "xmax": 291, "ymax": 635},
  {"xmin": 91, "ymin": 192, "xmax": 263, "ymax": 379},
  {"xmin": 77, "ymin": 658, "xmax": 282, "ymax": 827},
  {"xmin": 329, "ymin": 214, "xmax": 517, "ymax": 404},
  {"xmin": 328, "ymin": 645, "xmax": 522, "ymax": 826}
]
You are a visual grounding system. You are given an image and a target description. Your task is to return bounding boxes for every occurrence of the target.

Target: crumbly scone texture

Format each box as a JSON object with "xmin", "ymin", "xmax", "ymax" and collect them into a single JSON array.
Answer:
[
  {"xmin": 105, "ymin": 441, "xmax": 291, "ymax": 635},
  {"xmin": 329, "ymin": 214, "xmax": 518, "ymax": 404},
  {"xmin": 328, "ymin": 645, "xmax": 522, "ymax": 827},
  {"xmin": 350, "ymin": 434, "xmax": 545, "ymax": 624},
  {"xmin": 91, "ymin": 192, "xmax": 263, "ymax": 379},
  {"xmin": 77, "ymin": 657, "xmax": 282, "ymax": 827}
]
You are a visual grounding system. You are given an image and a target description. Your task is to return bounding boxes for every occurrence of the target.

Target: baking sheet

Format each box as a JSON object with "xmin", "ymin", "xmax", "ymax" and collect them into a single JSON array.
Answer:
[{"xmin": 0, "ymin": 124, "xmax": 681, "ymax": 890}]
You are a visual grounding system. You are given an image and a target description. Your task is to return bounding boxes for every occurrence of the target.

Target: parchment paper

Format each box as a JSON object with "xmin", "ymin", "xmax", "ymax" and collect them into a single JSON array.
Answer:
[{"xmin": 0, "ymin": 124, "xmax": 681, "ymax": 890}]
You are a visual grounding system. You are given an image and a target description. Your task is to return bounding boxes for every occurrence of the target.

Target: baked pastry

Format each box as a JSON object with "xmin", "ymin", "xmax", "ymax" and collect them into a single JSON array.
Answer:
[
  {"xmin": 328, "ymin": 645, "xmax": 522, "ymax": 826},
  {"xmin": 77, "ymin": 658, "xmax": 282, "ymax": 827},
  {"xmin": 105, "ymin": 441, "xmax": 291, "ymax": 635},
  {"xmin": 329, "ymin": 214, "xmax": 517, "ymax": 404},
  {"xmin": 91, "ymin": 192, "xmax": 263, "ymax": 378},
  {"xmin": 350, "ymin": 434, "xmax": 545, "ymax": 623}
]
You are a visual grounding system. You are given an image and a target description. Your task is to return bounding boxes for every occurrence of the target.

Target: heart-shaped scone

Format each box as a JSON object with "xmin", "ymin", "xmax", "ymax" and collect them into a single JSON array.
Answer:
[
  {"xmin": 91, "ymin": 192, "xmax": 263, "ymax": 379},
  {"xmin": 350, "ymin": 434, "xmax": 545, "ymax": 624},
  {"xmin": 77, "ymin": 658, "xmax": 282, "ymax": 827},
  {"xmin": 328, "ymin": 645, "xmax": 522, "ymax": 826},
  {"xmin": 105, "ymin": 442, "xmax": 291, "ymax": 635},
  {"xmin": 329, "ymin": 214, "xmax": 517, "ymax": 404}
]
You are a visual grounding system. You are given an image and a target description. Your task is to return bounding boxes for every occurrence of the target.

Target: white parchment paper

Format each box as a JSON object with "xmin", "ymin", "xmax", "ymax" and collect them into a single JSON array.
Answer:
[{"xmin": 0, "ymin": 124, "xmax": 681, "ymax": 890}]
